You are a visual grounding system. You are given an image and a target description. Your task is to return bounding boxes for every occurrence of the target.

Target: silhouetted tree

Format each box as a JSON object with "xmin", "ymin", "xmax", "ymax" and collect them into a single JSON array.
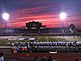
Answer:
[{"xmin": 69, "ymin": 24, "xmax": 76, "ymax": 36}]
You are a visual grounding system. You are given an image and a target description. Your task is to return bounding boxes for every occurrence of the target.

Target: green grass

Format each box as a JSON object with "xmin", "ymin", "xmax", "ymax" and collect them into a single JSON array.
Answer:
[
  {"xmin": 38, "ymin": 37, "xmax": 47, "ymax": 42},
  {"xmin": 0, "ymin": 39, "xmax": 10, "ymax": 46},
  {"xmin": 0, "ymin": 36, "xmax": 81, "ymax": 45},
  {"xmin": 48, "ymin": 38, "xmax": 66, "ymax": 42}
]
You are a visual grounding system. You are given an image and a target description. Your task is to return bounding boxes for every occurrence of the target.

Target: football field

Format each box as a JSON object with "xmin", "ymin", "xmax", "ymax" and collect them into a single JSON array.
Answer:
[{"xmin": 0, "ymin": 36, "xmax": 81, "ymax": 46}]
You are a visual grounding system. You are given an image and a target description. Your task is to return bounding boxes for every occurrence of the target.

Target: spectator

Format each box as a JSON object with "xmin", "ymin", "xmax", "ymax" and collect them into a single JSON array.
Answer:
[
  {"xmin": 75, "ymin": 59, "xmax": 78, "ymax": 61},
  {"xmin": 33, "ymin": 56, "xmax": 39, "ymax": 61},
  {"xmin": 41, "ymin": 56, "xmax": 48, "ymax": 61},
  {"xmin": 0, "ymin": 53, "xmax": 4, "ymax": 61},
  {"xmin": 48, "ymin": 56, "xmax": 52, "ymax": 61},
  {"xmin": 52, "ymin": 58, "xmax": 57, "ymax": 61}
]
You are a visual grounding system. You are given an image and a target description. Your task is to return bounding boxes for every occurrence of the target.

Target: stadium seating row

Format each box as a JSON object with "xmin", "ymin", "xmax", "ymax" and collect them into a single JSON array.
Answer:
[{"xmin": 0, "ymin": 28, "xmax": 72, "ymax": 36}]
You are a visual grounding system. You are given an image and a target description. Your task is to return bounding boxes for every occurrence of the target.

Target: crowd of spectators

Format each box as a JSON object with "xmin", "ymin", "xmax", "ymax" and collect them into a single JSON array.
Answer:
[
  {"xmin": 11, "ymin": 41, "xmax": 81, "ymax": 53},
  {"xmin": 10, "ymin": 41, "xmax": 81, "ymax": 47}
]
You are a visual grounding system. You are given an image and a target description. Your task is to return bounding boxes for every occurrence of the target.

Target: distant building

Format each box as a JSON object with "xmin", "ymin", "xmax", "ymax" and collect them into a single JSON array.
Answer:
[{"xmin": 26, "ymin": 21, "xmax": 47, "ymax": 33}]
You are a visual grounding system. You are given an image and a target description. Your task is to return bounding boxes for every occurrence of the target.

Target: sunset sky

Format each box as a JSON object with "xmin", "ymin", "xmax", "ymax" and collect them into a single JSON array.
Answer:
[{"xmin": 0, "ymin": 0, "xmax": 81, "ymax": 29}]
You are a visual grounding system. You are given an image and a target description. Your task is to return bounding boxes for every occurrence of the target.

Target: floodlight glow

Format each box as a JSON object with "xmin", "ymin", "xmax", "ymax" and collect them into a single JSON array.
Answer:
[
  {"xmin": 59, "ymin": 12, "xmax": 67, "ymax": 21},
  {"xmin": 2, "ymin": 12, "xmax": 9, "ymax": 21}
]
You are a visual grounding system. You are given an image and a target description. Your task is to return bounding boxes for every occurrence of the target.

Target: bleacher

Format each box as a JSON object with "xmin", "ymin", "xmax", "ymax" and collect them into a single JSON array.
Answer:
[
  {"xmin": 0, "ymin": 48, "xmax": 81, "ymax": 61},
  {"xmin": 0, "ymin": 48, "xmax": 80, "ymax": 61},
  {"xmin": 3, "ymin": 53, "xmax": 81, "ymax": 61},
  {"xmin": 0, "ymin": 28, "xmax": 73, "ymax": 36}
]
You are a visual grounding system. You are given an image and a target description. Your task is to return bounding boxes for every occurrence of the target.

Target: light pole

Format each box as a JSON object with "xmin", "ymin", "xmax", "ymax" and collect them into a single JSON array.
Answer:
[
  {"xmin": 59, "ymin": 12, "xmax": 67, "ymax": 34},
  {"xmin": 2, "ymin": 12, "xmax": 10, "ymax": 28}
]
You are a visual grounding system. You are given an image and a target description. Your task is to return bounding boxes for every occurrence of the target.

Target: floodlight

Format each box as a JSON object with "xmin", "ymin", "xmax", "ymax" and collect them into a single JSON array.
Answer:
[
  {"xmin": 2, "ymin": 12, "xmax": 9, "ymax": 21},
  {"xmin": 59, "ymin": 12, "xmax": 67, "ymax": 21}
]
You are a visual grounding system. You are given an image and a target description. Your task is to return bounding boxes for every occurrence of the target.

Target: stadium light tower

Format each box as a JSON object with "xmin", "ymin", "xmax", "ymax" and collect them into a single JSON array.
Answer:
[
  {"xmin": 2, "ymin": 12, "xmax": 10, "ymax": 28},
  {"xmin": 59, "ymin": 12, "xmax": 67, "ymax": 26},
  {"xmin": 59, "ymin": 12, "xmax": 67, "ymax": 34}
]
